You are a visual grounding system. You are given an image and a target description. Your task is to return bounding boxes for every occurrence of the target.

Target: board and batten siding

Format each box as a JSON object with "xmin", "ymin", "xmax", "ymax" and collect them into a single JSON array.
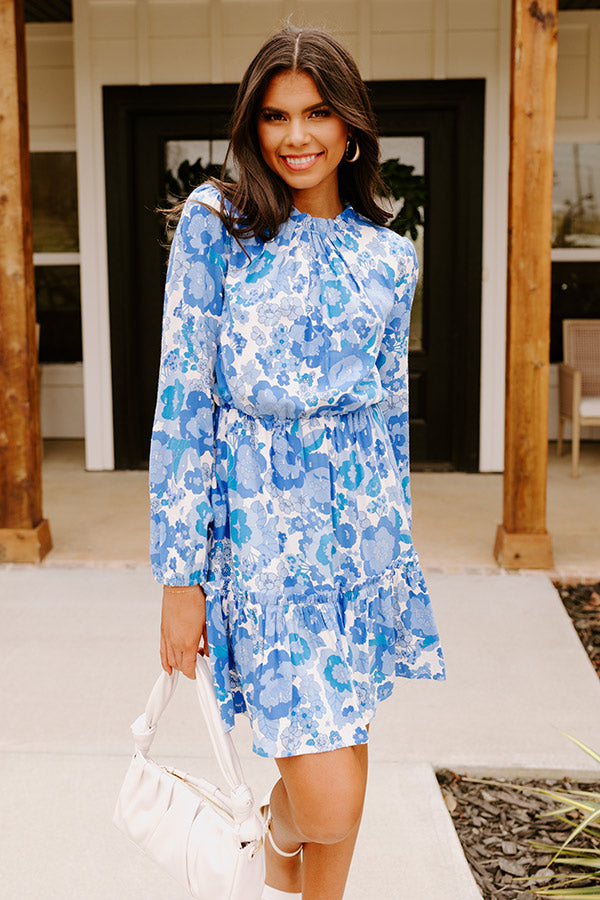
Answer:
[{"xmin": 24, "ymin": 3, "xmax": 600, "ymax": 468}]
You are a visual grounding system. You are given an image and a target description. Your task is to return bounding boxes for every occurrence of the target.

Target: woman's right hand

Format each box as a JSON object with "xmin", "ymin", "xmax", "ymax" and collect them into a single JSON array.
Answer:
[{"xmin": 160, "ymin": 585, "xmax": 209, "ymax": 679}]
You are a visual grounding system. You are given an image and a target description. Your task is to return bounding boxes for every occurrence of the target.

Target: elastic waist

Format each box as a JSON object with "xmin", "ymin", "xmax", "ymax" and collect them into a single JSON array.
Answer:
[{"xmin": 214, "ymin": 399, "xmax": 381, "ymax": 426}]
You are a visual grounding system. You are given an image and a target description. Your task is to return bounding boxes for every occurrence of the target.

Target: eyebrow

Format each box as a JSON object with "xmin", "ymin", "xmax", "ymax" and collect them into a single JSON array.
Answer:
[{"xmin": 260, "ymin": 101, "xmax": 329, "ymax": 114}]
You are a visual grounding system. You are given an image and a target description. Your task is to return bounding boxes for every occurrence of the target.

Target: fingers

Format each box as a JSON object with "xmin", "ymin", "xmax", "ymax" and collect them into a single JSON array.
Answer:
[
  {"xmin": 180, "ymin": 648, "xmax": 197, "ymax": 679},
  {"xmin": 165, "ymin": 646, "xmax": 197, "ymax": 679},
  {"xmin": 162, "ymin": 628, "xmax": 201, "ymax": 678},
  {"xmin": 160, "ymin": 631, "xmax": 172, "ymax": 675},
  {"xmin": 201, "ymin": 622, "xmax": 210, "ymax": 658},
  {"xmin": 162, "ymin": 636, "xmax": 201, "ymax": 678}
]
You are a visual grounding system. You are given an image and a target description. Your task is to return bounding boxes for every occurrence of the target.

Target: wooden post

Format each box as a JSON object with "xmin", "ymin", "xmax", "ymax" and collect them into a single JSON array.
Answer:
[
  {"xmin": 494, "ymin": 0, "xmax": 557, "ymax": 569},
  {"xmin": 0, "ymin": 0, "xmax": 52, "ymax": 562}
]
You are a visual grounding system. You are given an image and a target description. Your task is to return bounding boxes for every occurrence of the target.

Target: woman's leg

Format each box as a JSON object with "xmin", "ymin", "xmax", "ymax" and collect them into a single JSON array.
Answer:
[{"xmin": 266, "ymin": 741, "xmax": 369, "ymax": 899}]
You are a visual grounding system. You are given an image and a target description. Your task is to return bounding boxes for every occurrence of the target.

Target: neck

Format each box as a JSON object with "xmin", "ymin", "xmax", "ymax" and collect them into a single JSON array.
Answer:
[{"xmin": 291, "ymin": 182, "xmax": 344, "ymax": 220}]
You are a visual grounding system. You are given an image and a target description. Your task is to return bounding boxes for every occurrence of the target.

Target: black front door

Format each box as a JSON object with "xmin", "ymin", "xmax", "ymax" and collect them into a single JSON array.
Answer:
[{"xmin": 104, "ymin": 80, "xmax": 483, "ymax": 470}]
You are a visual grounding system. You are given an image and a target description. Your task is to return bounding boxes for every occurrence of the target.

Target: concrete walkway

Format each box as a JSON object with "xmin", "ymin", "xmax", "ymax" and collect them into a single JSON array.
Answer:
[{"xmin": 1, "ymin": 566, "xmax": 600, "ymax": 899}]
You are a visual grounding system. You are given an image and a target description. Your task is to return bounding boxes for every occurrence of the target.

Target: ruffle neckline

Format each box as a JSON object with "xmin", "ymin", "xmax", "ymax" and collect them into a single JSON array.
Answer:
[{"xmin": 288, "ymin": 202, "xmax": 355, "ymax": 234}]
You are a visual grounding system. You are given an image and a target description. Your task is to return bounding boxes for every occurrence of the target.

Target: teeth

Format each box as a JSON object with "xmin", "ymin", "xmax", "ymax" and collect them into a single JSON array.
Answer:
[{"xmin": 283, "ymin": 154, "xmax": 319, "ymax": 166}]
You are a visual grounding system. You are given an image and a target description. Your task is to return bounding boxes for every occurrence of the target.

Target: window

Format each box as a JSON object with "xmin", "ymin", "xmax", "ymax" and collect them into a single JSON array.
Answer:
[
  {"xmin": 551, "ymin": 143, "xmax": 600, "ymax": 362},
  {"xmin": 31, "ymin": 151, "xmax": 82, "ymax": 362},
  {"xmin": 552, "ymin": 142, "xmax": 600, "ymax": 259}
]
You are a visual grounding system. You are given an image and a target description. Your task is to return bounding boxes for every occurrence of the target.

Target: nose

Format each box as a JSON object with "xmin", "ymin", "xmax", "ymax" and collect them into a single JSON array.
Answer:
[{"xmin": 286, "ymin": 116, "xmax": 311, "ymax": 148}]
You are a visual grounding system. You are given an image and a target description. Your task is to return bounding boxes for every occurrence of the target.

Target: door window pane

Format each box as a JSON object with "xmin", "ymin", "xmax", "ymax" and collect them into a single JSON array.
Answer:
[
  {"xmin": 30, "ymin": 152, "xmax": 79, "ymax": 252},
  {"xmin": 379, "ymin": 137, "xmax": 426, "ymax": 352},
  {"xmin": 165, "ymin": 139, "xmax": 233, "ymax": 202}
]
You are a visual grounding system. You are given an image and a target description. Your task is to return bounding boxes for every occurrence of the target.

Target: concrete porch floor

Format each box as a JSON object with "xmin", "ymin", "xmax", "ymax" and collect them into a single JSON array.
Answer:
[{"xmin": 39, "ymin": 438, "xmax": 600, "ymax": 580}]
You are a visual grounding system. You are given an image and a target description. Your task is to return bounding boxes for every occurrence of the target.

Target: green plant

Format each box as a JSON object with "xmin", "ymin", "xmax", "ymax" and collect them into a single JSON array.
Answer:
[
  {"xmin": 379, "ymin": 158, "xmax": 426, "ymax": 241},
  {"xmin": 165, "ymin": 158, "xmax": 225, "ymax": 202}
]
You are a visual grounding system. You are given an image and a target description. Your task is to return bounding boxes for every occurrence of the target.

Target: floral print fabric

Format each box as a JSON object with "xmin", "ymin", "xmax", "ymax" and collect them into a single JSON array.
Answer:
[{"xmin": 149, "ymin": 182, "xmax": 446, "ymax": 758}]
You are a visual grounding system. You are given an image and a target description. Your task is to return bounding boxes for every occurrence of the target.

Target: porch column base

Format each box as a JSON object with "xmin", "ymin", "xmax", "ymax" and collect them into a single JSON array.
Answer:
[
  {"xmin": 0, "ymin": 519, "xmax": 53, "ymax": 563},
  {"xmin": 494, "ymin": 524, "xmax": 554, "ymax": 570}
]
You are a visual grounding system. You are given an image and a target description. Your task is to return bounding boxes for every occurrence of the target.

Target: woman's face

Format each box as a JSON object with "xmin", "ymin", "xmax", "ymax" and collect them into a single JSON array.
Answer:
[{"xmin": 256, "ymin": 69, "xmax": 349, "ymax": 213}]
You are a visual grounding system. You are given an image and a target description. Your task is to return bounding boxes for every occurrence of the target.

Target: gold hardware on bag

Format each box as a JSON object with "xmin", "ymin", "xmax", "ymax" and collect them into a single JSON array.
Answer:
[
  {"xmin": 160, "ymin": 765, "xmax": 236, "ymax": 822},
  {"xmin": 161, "ymin": 765, "xmax": 186, "ymax": 781}
]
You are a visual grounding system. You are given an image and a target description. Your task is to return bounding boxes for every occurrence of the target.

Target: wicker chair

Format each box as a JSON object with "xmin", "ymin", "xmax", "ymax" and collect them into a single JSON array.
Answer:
[{"xmin": 557, "ymin": 319, "xmax": 600, "ymax": 477}]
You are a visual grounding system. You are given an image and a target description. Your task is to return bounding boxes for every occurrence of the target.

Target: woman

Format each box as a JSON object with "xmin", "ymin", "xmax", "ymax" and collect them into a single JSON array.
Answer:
[{"xmin": 150, "ymin": 26, "xmax": 446, "ymax": 900}]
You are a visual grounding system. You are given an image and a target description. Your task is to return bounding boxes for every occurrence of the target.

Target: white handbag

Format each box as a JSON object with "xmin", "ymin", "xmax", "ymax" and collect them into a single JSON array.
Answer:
[{"xmin": 113, "ymin": 655, "xmax": 266, "ymax": 899}]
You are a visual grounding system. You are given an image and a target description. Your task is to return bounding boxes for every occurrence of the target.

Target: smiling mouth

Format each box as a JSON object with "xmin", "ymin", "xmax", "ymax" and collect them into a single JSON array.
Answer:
[{"xmin": 280, "ymin": 152, "xmax": 323, "ymax": 171}]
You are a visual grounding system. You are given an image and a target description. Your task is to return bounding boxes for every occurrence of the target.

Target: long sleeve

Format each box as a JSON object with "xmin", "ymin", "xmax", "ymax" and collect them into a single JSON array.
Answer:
[
  {"xmin": 149, "ymin": 186, "xmax": 229, "ymax": 585},
  {"xmin": 375, "ymin": 236, "xmax": 419, "ymax": 524}
]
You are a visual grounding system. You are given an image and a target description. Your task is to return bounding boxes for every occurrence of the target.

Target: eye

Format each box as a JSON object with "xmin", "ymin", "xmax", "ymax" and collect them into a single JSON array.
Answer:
[
  {"xmin": 310, "ymin": 107, "xmax": 331, "ymax": 118},
  {"xmin": 260, "ymin": 110, "xmax": 285, "ymax": 122}
]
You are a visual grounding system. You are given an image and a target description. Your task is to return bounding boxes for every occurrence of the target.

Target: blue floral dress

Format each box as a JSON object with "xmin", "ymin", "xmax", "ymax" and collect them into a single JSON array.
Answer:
[{"xmin": 149, "ymin": 182, "xmax": 446, "ymax": 758}]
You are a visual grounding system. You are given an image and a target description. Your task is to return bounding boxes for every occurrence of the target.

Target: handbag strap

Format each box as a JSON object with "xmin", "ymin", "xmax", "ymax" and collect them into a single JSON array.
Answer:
[
  {"xmin": 193, "ymin": 655, "xmax": 247, "ymax": 790},
  {"xmin": 130, "ymin": 656, "xmax": 254, "ymax": 822}
]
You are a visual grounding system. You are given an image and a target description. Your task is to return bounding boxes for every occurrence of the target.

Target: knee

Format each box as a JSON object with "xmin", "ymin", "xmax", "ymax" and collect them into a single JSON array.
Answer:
[{"xmin": 292, "ymin": 785, "xmax": 364, "ymax": 845}]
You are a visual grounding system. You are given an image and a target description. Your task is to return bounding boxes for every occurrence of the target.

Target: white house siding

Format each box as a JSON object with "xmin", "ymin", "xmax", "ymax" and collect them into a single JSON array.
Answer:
[{"xmin": 24, "ymin": 3, "xmax": 600, "ymax": 468}]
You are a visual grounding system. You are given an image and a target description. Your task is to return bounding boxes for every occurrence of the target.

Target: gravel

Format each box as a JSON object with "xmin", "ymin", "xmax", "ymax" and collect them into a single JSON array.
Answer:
[
  {"xmin": 436, "ymin": 581, "xmax": 600, "ymax": 899},
  {"xmin": 557, "ymin": 581, "xmax": 600, "ymax": 678}
]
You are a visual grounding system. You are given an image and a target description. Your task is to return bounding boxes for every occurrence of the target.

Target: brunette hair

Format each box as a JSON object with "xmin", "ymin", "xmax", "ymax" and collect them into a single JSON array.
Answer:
[{"xmin": 168, "ymin": 26, "xmax": 390, "ymax": 240}]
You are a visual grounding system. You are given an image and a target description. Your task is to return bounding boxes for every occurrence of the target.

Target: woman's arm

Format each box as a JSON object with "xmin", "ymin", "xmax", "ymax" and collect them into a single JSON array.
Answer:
[
  {"xmin": 149, "ymin": 187, "xmax": 229, "ymax": 677},
  {"xmin": 375, "ymin": 237, "xmax": 419, "ymax": 524},
  {"xmin": 149, "ymin": 187, "xmax": 229, "ymax": 587}
]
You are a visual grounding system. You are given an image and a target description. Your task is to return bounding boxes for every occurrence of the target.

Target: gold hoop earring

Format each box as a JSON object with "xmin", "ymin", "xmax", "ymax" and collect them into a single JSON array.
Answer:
[{"xmin": 344, "ymin": 136, "xmax": 360, "ymax": 163}]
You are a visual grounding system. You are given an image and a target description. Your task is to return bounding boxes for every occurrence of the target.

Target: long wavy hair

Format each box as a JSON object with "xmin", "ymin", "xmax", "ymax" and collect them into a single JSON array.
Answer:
[{"xmin": 167, "ymin": 26, "xmax": 390, "ymax": 241}]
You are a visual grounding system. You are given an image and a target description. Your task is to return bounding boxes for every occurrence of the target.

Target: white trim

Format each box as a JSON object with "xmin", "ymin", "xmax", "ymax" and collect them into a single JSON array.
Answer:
[
  {"xmin": 73, "ymin": 0, "xmax": 114, "ymax": 470},
  {"xmin": 477, "ymin": 0, "xmax": 511, "ymax": 473},
  {"xmin": 34, "ymin": 252, "xmax": 80, "ymax": 266},
  {"xmin": 552, "ymin": 248, "xmax": 600, "ymax": 262}
]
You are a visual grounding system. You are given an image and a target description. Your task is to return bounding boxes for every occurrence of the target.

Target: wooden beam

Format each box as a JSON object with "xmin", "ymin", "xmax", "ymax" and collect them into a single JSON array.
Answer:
[
  {"xmin": 0, "ymin": 0, "xmax": 51, "ymax": 561},
  {"xmin": 494, "ymin": 0, "xmax": 558, "ymax": 570}
]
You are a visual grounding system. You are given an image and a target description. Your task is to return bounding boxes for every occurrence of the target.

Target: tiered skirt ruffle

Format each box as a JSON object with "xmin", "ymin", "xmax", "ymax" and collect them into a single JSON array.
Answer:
[{"xmin": 204, "ymin": 548, "xmax": 445, "ymax": 758}]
